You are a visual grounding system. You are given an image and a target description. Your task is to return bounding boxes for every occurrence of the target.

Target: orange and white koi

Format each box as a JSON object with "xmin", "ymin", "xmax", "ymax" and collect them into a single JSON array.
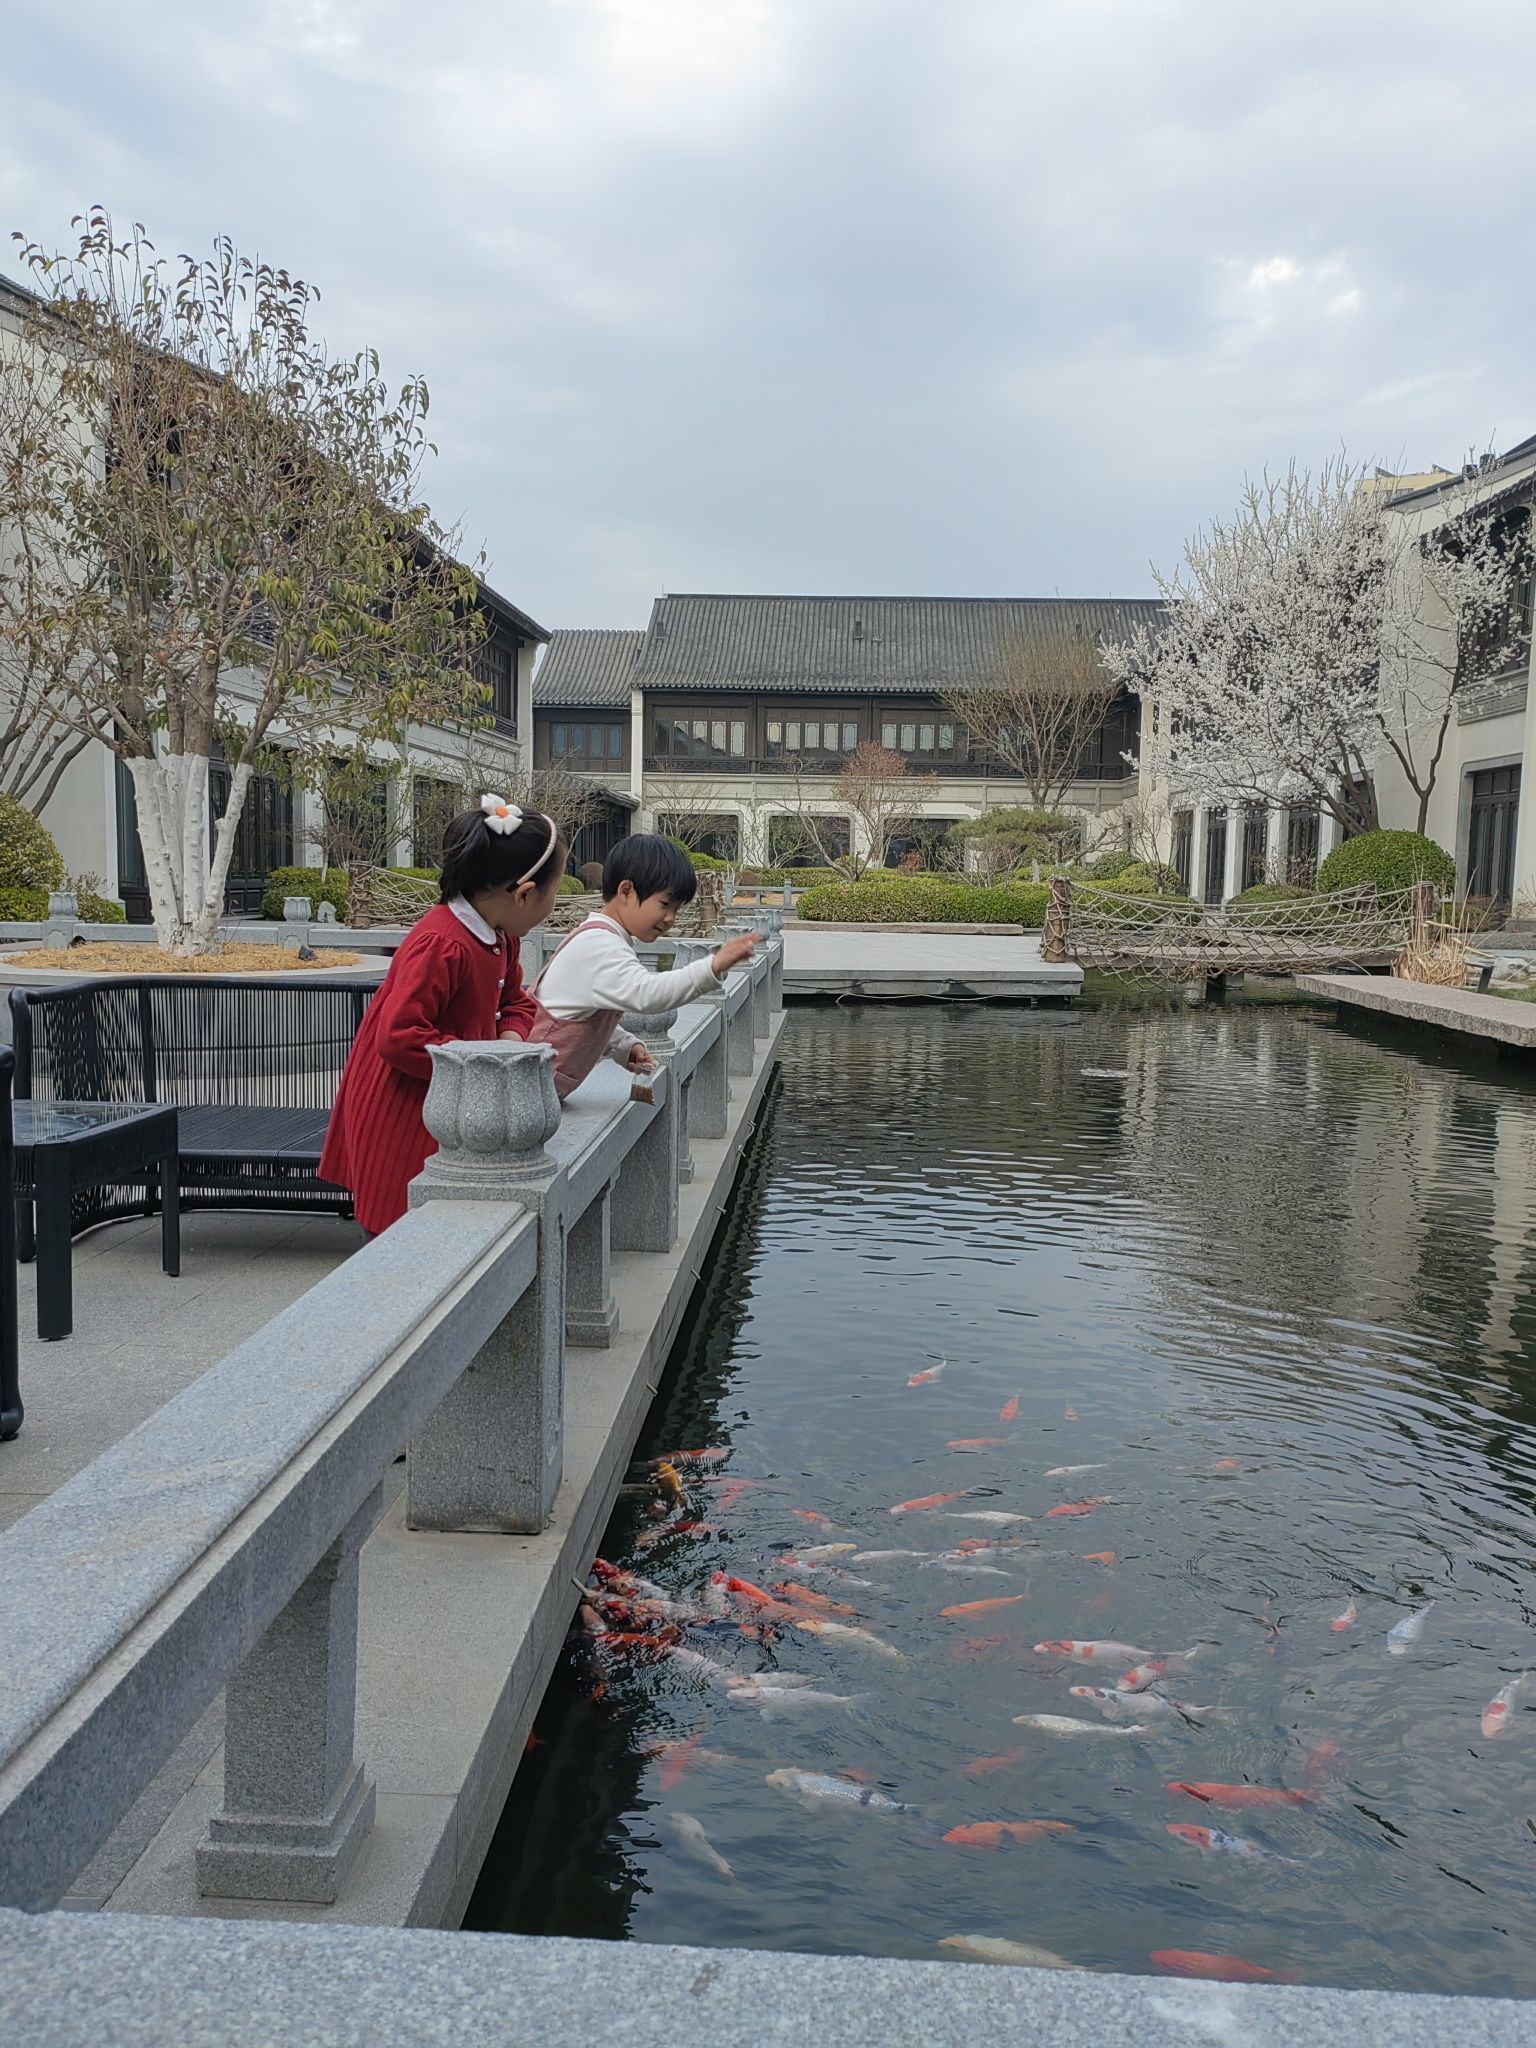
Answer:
[
  {"xmin": 1331, "ymin": 1601, "xmax": 1358, "ymax": 1633},
  {"xmin": 1064, "ymin": 1407, "xmax": 1080, "ymax": 1421},
  {"xmin": 1150, "ymin": 1951, "xmax": 1277, "ymax": 1982},
  {"xmin": 1117, "ymin": 1650, "xmax": 1203, "ymax": 1693},
  {"xmin": 890, "ymin": 1490, "xmax": 977, "ymax": 1517},
  {"xmin": 791, "ymin": 1508, "xmax": 844, "ymax": 1532},
  {"xmin": 1000, "ymin": 1394, "xmax": 1021, "ymax": 1424},
  {"xmin": 654, "ymin": 1732, "xmax": 733, "ymax": 1791},
  {"xmin": 942, "ymin": 1820, "xmax": 1075, "ymax": 1848},
  {"xmin": 794, "ymin": 1618, "xmax": 905, "ymax": 1662},
  {"xmin": 771, "ymin": 1582, "xmax": 861, "ymax": 1618},
  {"xmin": 908, "ymin": 1359, "xmax": 948, "ymax": 1387},
  {"xmin": 1036, "ymin": 1639, "xmax": 1151, "ymax": 1665},
  {"xmin": 941, "ymin": 1593, "xmax": 1027, "ymax": 1619},
  {"xmin": 1167, "ymin": 1782, "xmax": 1313, "ymax": 1810},
  {"xmin": 1482, "ymin": 1674, "xmax": 1527, "ymax": 1739},
  {"xmin": 1166, "ymin": 1823, "xmax": 1301, "ymax": 1868},
  {"xmin": 1045, "ymin": 1498, "xmax": 1108, "ymax": 1519}
]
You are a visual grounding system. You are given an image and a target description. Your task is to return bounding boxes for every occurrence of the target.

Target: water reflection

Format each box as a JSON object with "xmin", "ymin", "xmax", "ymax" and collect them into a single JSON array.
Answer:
[{"xmin": 468, "ymin": 1003, "xmax": 1536, "ymax": 1996}]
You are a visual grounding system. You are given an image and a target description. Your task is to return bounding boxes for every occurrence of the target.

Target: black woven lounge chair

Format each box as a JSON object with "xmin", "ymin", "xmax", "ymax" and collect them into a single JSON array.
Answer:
[{"xmin": 9, "ymin": 977, "xmax": 376, "ymax": 1239}]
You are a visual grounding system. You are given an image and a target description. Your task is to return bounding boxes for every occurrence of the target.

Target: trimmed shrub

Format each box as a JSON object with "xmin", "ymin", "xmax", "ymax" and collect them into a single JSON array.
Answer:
[
  {"xmin": 1080, "ymin": 847, "xmax": 1140, "ymax": 882},
  {"xmin": 0, "ymin": 795, "xmax": 66, "ymax": 893},
  {"xmin": 559, "ymin": 872, "xmax": 587, "ymax": 895},
  {"xmin": 737, "ymin": 866, "xmax": 846, "ymax": 889},
  {"xmin": 1316, "ymin": 829, "xmax": 1455, "ymax": 897},
  {"xmin": 798, "ymin": 878, "xmax": 1050, "ymax": 926},
  {"xmin": 261, "ymin": 867, "xmax": 350, "ymax": 921},
  {"xmin": 0, "ymin": 886, "xmax": 125, "ymax": 923}
]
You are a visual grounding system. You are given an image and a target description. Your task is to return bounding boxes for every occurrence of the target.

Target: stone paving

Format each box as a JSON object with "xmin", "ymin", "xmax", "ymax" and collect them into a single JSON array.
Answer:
[{"xmin": 0, "ymin": 1211, "xmax": 364, "ymax": 1533}]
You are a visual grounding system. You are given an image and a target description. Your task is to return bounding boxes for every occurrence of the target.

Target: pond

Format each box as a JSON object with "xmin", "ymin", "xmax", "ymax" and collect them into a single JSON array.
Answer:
[{"xmin": 466, "ymin": 1000, "xmax": 1536, "ymax": 1995}]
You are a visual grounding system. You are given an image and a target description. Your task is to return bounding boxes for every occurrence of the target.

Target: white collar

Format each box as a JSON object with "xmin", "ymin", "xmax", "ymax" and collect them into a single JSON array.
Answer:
[{"xmin": 448, "ymin": 895, "xmax": 501, "ymax": 948}]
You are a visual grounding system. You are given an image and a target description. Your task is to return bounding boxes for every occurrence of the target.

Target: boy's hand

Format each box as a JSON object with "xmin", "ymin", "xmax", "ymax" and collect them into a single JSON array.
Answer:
[
  {"xmin": 711, "ymin": 932, "xmax": 762, "ymax": 976},
  {"xmin": 626, "ymin": 1043, "xmax": 658, "ymax": 1073}
]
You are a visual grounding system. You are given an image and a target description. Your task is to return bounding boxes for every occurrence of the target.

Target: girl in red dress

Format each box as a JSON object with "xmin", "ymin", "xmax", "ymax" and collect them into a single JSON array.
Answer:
[{"xmin": 319, "ymin": 796, "xmax": 567, "ymax": 1235}]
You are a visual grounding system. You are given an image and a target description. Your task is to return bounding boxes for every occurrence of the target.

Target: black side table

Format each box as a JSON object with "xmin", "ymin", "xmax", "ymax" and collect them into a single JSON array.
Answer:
[{"xmin": 13, "ymin": 1101, "xmax": 180, "ymax": 1341}]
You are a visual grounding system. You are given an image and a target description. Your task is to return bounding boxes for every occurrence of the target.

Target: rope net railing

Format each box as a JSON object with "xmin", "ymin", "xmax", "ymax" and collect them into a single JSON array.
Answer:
[{"xmin": 1053, "ymin": 881, "xmax": 1444, "ymax": 988}]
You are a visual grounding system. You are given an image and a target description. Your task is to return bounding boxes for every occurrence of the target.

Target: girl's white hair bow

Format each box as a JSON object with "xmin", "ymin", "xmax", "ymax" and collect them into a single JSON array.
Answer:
[{"xmin": 480, "ymin": 793, "xmax": 524, "ymax": 836}]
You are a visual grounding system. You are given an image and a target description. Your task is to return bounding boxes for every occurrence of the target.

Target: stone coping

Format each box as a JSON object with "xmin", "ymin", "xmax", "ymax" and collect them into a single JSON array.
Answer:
[
  {"xmin": 1296, "ymin": 973, "xmax": 1536, "ymax": 1049},
  {"xmin": 4, "ymin": 1909, "xmax": 1536, "ymax": 2048}
]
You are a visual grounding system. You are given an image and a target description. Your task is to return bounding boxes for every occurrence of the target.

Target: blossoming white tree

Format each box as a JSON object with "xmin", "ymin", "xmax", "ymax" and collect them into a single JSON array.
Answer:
[
  {"xmin": 0, "ymin": 210, "xmax": 488, "ymax": 953},
  {"xmin": 1104, "ymin": 458, "xmax": 1530, "ymax": 840}
]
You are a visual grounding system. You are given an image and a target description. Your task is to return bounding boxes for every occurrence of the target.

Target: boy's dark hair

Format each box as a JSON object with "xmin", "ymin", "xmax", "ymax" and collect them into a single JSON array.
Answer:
[
  {"xmin": 602, "ymin": 833, "xmax": 698, "ymax": 905},
  {"xmin": 439, "ymin": 807, "xmax": 566, "ymax": 902}
]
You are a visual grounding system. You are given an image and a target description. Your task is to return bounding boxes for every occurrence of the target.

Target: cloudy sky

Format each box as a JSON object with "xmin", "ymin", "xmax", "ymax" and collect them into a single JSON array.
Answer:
[{"xmin": 7, "ymin": 0, "xmax": 1533, "ymax": 629}]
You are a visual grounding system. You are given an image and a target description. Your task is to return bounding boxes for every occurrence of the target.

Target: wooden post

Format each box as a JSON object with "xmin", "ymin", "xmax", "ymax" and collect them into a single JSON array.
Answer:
[{"xmin": 1043, "ymin": 875, "xmax": 1071, "ymax": 963}]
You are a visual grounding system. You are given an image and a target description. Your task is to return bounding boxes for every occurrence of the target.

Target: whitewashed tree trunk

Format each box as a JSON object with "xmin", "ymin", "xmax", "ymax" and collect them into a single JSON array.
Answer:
[
  {"xmin": 195, "ymin": 760, "xmax": 254, "ymax": 951},
  {"xmin": 127, "ymin": 748, "xmax": 256, "ymax": 956}
]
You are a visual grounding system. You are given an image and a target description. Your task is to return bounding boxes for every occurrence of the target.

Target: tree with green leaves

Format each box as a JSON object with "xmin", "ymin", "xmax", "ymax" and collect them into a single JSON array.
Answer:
[{"xmin": 0, "ymin": 209, "xmax": 489, "ymax": 953}]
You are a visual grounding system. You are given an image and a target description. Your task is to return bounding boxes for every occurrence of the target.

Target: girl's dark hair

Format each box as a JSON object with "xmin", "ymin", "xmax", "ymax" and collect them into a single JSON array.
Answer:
[
  {"xmin": 602, "ymin": 833, "xmax": 698, "ymax": 905},
  {"xmin": 439, "ymin": 806, "xmax": 566, "ymax": 902}
]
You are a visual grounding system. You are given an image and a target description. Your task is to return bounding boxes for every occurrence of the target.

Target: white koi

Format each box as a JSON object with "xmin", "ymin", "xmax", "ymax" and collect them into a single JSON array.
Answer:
[
  {"xmin": 765, "ymin": 1768, "xmax": 912, "ymax": 1812},
  {"xmin": 666, "ymin": 1811, "xmax": 736, "ymax": 1881},
  {"xmin": 1012, "ymin": 1714, "xmax": 1149, "ymax": 1738},
  {"xmin": 1386, "ymin": 1603, "xmax": 1434, "ymax": 1656},
  {"xmin": 939, "ymin": 1935, "xmax": 1087, "ymax": 1970}
]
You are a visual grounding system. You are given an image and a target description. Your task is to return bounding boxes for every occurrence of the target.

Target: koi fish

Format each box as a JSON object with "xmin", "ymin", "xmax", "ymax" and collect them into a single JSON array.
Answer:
[
  {"xmin": 792, "ymin": 1508, "xmax": 844, "ymax": 1531},
  {"xmin": 658, "ymin": 1447, "xmax": 730, "ymax": 1465},
  {"xmin": 656, "ymin": 1731, "xmax": 703, "ymax": 1791},
  {"xmin": 944, "ymin": 1512, "xmax": 1033, "ymax": 1527},
  {"xmin": 665, "ymin": 1812, "xmax": 736, "ymax": 1882},
  {"xmin": 1117, "ymin": 1650, "xmax": 1203, "ymax": 1693},
  {"xmin": 1150, "ymin": 1951, "xmax": 1277, "ymax": 1983},
  {"xmin": 924, "ymin": 1563, "xmax": 1013, "ymax": 1579},
  {"xmin": 635, "ymin": 1518, "xmax": 717, "ymax": 1550},
  {"xmin": 1012, "ymin": 1714, "xmax": 1148, "ymax": 1737},
  {"xmin": 1045, "ymin": 1498, "xmax": 1108, "ymax": 1519},
  {"xmin": 1064, "ymin": 1407, "xmax": 1079, "ymax": 1421},
  {"xmin": 939, "ymin": 1936, "xmax": 1085, "ymax": 1970},
  {"xmin": 1204, "ymin": 1458, "xmax": 1242, "ymax": 1474},
  {"xmin": 1331, "ymin": 1601, "xmax": 1358, "ymax": 1633},
  {"xmin": 771, "ymin": 1582, "xmax": 861, "ymax": 1618},
  {"xmin": 1000, "ymin": 1395, "xmax": 1021, "ymax": 1424},
  {"xmin": 953, "ymin": 1635, "xmax": 1017, "ymax": 1661},
  {"xmin": 714, "ymin": 1572, "xmax": 777, "ymax": 1609},
  {"xmin": 1080, "ymin": 1552, "xmax": 1117, "ymax": 1567},
  {"xmin": 1482, "ymin": 1674, "xmax": 1527, "ymax": 1739},
  {"xmin": 852, "ymin": 1550, "xmax": 927, "ymax": 1565},
  {"xmin": 589, "ymin": 1626, "xmax": 682, "ymax": 1655},
  {"xmin": 1071, "ymin": 1686, "xmax": 1212, "ymax": 1723},
  {"xmin": 707, "ymin": 1479, "xmax": 757, "ymax": 1514},
  {"xmin": 661, "ymin": 1645, "xmax": 744, "ymax": 1692},
  {"xmin": 765, "ymin": 1768, "xmax": 912, "ymax": 1812},
  {"xmin": 789, "ymin": 1543, "xmax": 857, "ymax": 1562},
  {"xmin": 1387, "ymin": 1603, "xmax": 1434, "ymax": 1655},
  {"xmin": 1044, "ymin": 1464, "xmax": 1107, "ymax": 1479},
  {"xmin": 778, "ymin": 1560, "xmax": 880, "ymax": 1590},
  {"xmin": 1080, "ymin": 1589, "xmax": 1115, "ymax": 1616},
  {"xmin": 942, "ymin": 1820, "xmax": 1075, "ymax": 1848},
  {"xmin": 653, "ymin": 1461, "xmax": 688, "ymax": 1506},
  {"xmin": 1036, "ymin": 1639, "xmax": 1152, "ymax": 1665},
  {"xmin": 961, "ymin": 1748, "xmax": 1025, "ymax": 1779},
  {"xmin": 729, "ymin": 1685, "xmax": 867, "ymax": 1718},
  {"xmin": 891, "ymin": 1490, "xmax": 977, "ymax": 1517},
  {"xmin": 1304, "ymin": 1738, "xmax": 1341, "ymax": 1780},
  {"xmin": 908, "ymin": 1359, "xmax": 948, "ymax": 1386},
  {"xmin": 794, "ymin": 1618, "xmax": 905, "ymax": 1661},
  {"xmin": 942, "ymin": 1594, "xmax": 1028, "ymax": 1619},
  {"xmin": 1166, "ymin": 1823, "xmax": 1300, "ymax": 1867},
  {"xmin": 948, "ymin": 1438, "xmax": 1008, "ymax": 1452},
  {"xmin": 1167, "ymin": 1782, "xmax": 1313, "ymax": 1810}
]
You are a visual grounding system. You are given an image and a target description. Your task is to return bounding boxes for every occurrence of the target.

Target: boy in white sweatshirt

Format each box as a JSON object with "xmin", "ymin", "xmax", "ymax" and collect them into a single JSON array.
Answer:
[{"xmin": 529, "ymin": 835, "xmax": 760, "ymax": 1099}]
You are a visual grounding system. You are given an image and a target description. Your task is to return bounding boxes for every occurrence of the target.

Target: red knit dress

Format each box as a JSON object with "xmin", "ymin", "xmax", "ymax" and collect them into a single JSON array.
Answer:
[{"xmin": 319, "ymin": 902, "xmax": 538, "ymax": 1234}]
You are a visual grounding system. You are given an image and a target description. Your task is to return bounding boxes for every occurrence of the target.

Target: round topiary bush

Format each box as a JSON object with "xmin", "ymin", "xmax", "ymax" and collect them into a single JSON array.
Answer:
[
  {"xmin": 1080, "ymin": 848, "xmax": 1140, "ymax": 882},
  {"xmin": 1231, "ymin": 880, "xmax": 1312, "ymax": 904},
  {"xmin": 0, "ymin": 794, "xmax": 66, "ymax": 893},
  {"xmin": 559, "ymin": 872, "xmax": 587, "ymax": 895},
  {"xmin": 1316, "ymin": 829, "xmax": 1456, "ymax": 897}
]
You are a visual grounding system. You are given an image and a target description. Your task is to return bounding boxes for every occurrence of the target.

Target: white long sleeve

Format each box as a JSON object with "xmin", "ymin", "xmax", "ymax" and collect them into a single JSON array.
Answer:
[{"xmin": 537, "ymin": 915, "xmax": 720, "ymax": 1023}]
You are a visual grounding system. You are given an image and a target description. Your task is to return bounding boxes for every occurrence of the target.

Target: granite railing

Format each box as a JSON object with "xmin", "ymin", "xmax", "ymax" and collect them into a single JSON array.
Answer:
[{"xmin": 0, "ymin": 927, "xmax": 782, "ymax": 1914}]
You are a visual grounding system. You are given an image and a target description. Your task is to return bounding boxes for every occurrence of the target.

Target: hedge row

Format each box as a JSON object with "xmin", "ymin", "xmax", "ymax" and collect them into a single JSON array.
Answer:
[{"xmin": 798, "ymin": 878, "xmax": 1052, "ymax": 926}]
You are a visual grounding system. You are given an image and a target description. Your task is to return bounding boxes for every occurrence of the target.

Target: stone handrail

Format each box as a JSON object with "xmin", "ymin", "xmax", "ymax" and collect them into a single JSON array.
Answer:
[{"xmin": 0, "ymin": 931, "xmax": 782, "ymax": 1913}]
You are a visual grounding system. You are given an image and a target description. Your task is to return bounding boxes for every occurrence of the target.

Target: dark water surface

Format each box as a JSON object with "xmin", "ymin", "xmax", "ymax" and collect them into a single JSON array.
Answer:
[{"xmin": 467, "ymin": 1002, "xmax": 1536, "ymax": 1994}]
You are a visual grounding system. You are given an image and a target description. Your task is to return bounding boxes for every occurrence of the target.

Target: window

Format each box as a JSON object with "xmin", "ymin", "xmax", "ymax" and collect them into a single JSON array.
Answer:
[
  {"xmin": 882, "ymin": 722, "xmax": 897, "ymax": 748},
  {"xmin": 1203, "ymin": 808, "xmax": 1228, "ymax": 906},
  {"xmin": 569, "ymin": 725, "xmax": 586, "ymax": 756},
  {"xmin": 552, "ymin": 723, "xmax": 567, "ymax": 757},
  {"xmin": 1286, "ymin": 806, "xmax": 1320, "ymax": 887},
  {"xmin": 804, "ymin": 722, "xmax": 821, "ymax": 752},
  {"xmin": 1241, "ymin": 803, "xmax": 1268, "ymax": 891},
  {"xmin": 473, "ymin": 638, "xmax": 515, "ymax": 731},
  {"xmin": 842, "ymin": 722, "xmax": 858, "ymax": 752},
  {"xmin": 731, "ymin": 720, "xmax": 746, "ymax": 758},
  {"xmin": 412, "ymin": 776, "xmax": 457, "ymax": 867},
  {"xmin": 919, "ymin": 723, "xmax": 935, "ymax": 752},
  {"xmin": 900, "ymin": 723, "xmax": 916, "ymax": 752},
  {"xmin": 938, "ymin": 724, "xmax": 955, "ymax": 754},
  {"xmin": 692, "ymin": 719, "xmax": 708, "ymax": 752},
  {"xmin": 609, "ymin": 725, "xmax": 624, "ymax": 759},
  {"xmin": 787, "ymin": 722, "xmax": 801, "ymax": 750},
  {"xmin": 589, "ymin": 725, "xmax": 606, "ymax": 757},
  {"xmin": 770, "ymin": 813, "xmax": 850, "ymax": 866},
  {"xmin": 1171, "ymin": 809, "xmax": 1193, "ymax": 893},
  {"xmin": 711, "ymin": 719, "xmax": 727, "ymax": 756},
  {"xmin": 766, "ymin": 721, "xmax": 783, "ymax": 757}
]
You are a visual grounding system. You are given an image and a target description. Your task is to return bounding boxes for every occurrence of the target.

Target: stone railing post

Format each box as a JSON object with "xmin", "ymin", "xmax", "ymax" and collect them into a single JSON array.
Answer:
[
  {"xmin": 565, "ymin": 1185, "xmax": 619, "ymax": 1347},
  {"xmin": 677, "ymin": 942, "xmax": 729, "ymax": 1140},
  {"xmin": 749, "ymin": 950, "xmax": 770, "ymax": 1038},
  {"xmin": 197, "ymin": 1484, "xmax": 382, "ymax": 1904},
  {"xmin": 766, "ymin": 931, "xmax": 784, "ymax": 1012},
  {"xmin": 406, "ymin": 1040, "xmax": 568, "ymax": 1534},
  {"xmin": 611, "ymin": 1058, "xmax": 680, "ymax": 1256},
  {"xmin": 725, "ymin": 969, "xmax": 755, "ymax": 1078}
]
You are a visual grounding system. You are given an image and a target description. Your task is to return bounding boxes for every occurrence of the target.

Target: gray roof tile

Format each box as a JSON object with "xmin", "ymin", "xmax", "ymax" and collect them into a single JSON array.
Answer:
[
  {"xmin": 533, "ymin": 629, "xmax": 643, "ymax": 708},
  {"xmin": 629, "ymin": 594, "xmax": 1164, "ymax": 695}
]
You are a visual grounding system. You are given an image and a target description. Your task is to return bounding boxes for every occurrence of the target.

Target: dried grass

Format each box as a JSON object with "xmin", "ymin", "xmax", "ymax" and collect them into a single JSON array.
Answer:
[
  {"xmin": 1394, "ymin": 919, "xmax": 1478, "ymax": 988},
  {"xmin": 2, "ymin": 943, "xmax": 362, "ymax": 975}
]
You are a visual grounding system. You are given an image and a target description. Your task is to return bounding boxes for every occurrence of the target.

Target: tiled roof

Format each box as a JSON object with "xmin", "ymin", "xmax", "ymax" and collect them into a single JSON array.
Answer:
[
  {"xmin": 629, "ymin": 594, "xmax": 1163, "ymax": 696},
  {"xmin": 533, "ymin": 629, "xmax": 643, "ymax": 708}
]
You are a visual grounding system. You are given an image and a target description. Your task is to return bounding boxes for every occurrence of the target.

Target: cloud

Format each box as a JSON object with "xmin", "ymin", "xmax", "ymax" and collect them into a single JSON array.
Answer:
[{"xmin": 5, "ymin": 0, "xmax": 1535, "ymax": 621}]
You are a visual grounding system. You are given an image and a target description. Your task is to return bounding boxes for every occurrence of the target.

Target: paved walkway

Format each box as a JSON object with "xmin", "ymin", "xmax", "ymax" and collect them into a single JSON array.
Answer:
[
  {"xmin": 782, "ymin": 928, "xmax": 1081, "ymax": 999},
  {"xmin": 1296, "ymin": 972, "xmax": 1536, "ymax": 1049},
  {"xmin": 0, "ymin": 1212, "xmax": 363, "ymax": 1532}
]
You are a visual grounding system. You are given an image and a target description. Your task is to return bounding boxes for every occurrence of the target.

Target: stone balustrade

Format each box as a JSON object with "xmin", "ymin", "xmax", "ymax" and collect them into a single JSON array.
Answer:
[{"xmin": 0, "ymin": 936, "xmax": 783, "ymax": 1915}]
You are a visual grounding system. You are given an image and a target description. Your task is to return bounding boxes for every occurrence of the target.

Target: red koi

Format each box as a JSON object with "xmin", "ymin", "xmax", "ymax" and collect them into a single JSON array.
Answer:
[
  {"xmin": 658, "ymin": 1730, "xmax": 703, "ymax": 1792},
  {"xmin": 1080, "ymin": 1552, "xmax": 1117, "ymax": 1566},
  {"xmin": 952, "ymin": 1634, "xmax": 1015, "ymax": 1661},
  {"xmin": 1168, "ymin": 1781, "xmax": 1313, "ymax": 1810},
  {"xmin": 792, "ymin": 1508, "xmax": 843, "ymax": 1531},
  {"xmin": 1150, "ymin": 1951, "xmax": 1277, "ymax": 1983},
  {"xmin": 1304, "ymin": 1739, "xmax": 1341, "ymax": 1780},
  {"xmin": 941, "ymin": 1593, "xmax": 1027, "ymax": 1619},
  {"xmin": 942, "ymin": 1820, "xmax": 1075, "ymax": 1848},
  {"xmin": 771, "ymin": 1582, "xmax": 860, "ymax": 1619},
  {"xmin": 1046, "ymin": 1498, "xmax": 1107, "ymax": 1519},
  {"xmin": 890, "ymin": 1489, "xmax": 976, "ymax": 1517},
  {"xmin": 1000, "ymin": 1394, "xmax": 1021, "ymax": 1423},
  {"xmin": 1331, "ymin": 1600, "xmax": 1358, "ymax": 1633},
  {"xmin": 961, "ymin": 1747, "xmax": 1025, "ymax": 1779}
]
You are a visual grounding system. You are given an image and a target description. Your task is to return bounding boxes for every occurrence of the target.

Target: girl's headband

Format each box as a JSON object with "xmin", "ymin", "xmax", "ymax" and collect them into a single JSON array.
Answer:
[{"xmin": 480, "ymin": 794, "xmax": 559, "ymax": 884}]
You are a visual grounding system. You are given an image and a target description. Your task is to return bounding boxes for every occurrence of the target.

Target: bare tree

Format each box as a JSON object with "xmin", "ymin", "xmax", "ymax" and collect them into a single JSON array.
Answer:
[
  {"xmin": 941, "ymin": 622, "xmax": 1121, "ymax": 813},
  {"xmin": 642, "ymin": 768, "xmax": 737, "ymax": 856},
  {"xmin": 778, "ymin": 743, "xmax": 939, "ymax": 879},
  {"xmin": 0, "ymin": 210, "xmax": 487, "ymax": 953}
]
